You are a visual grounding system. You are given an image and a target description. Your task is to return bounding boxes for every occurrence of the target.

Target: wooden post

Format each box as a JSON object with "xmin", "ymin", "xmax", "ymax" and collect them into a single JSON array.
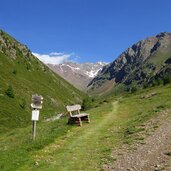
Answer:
[{"xmin": 32, "ymin": 120, "xmax": 36, "ymax": 140}]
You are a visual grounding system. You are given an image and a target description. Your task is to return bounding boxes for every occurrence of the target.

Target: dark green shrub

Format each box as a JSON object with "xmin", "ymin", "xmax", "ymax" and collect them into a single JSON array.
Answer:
[
  {"xmin": 82, "ymin": 97, "xmax": 93, "ymax": 110},
  {"xmin": 127, "ymin": 85, "xmax": 137, "ymax": 93},
  {"xmin": 130, "ymin": 86, "xmax": 137, "ymax": 93},
  {"xmin": 5, "ymin": 85, "xmax": 15, "ymax": 98},
  {"xmin": 151, "ymin": 78, "xmax": 163, "ymax": 87},
  {"xmin": 143, "ymin": 82, "xmax": 149, "ymax": 89},
  {"xmin": 163, "ymin": 76, "xmax": 171, "ymax": 85},
  {"xmin": 156, "ymin": 78, "xmax": 163, "ymax": 85}
]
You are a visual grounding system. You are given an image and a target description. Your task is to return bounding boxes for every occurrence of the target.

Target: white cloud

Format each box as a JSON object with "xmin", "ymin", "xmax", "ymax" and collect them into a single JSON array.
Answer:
[{"xmin": 32, "ymin": 52, "xmax": 74, "ymax": 64}]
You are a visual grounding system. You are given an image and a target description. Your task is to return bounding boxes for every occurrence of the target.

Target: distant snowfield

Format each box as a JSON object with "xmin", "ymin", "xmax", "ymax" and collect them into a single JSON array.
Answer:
[
  {"xmin": 46, "ymin": 61, "xmax": 108, "ymax": 90},
  {"xmin": 56, "ymin": 62, "xmax": 107, "ymax": 78}
]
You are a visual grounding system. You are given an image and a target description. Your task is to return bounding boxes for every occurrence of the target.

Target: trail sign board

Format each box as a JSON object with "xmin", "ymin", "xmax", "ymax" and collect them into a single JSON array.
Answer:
[
  {"xmin": 31, "ymin": 95, "xmax": 43, "ymax": 109},
  {"xmin": 32, "ymin": 110, "xmax": 40, "ymax": 121}
]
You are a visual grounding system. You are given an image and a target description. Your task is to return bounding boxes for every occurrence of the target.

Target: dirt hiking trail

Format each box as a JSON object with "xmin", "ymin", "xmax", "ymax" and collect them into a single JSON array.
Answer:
[{"xmin": 105, "ymin": 109, "xmax": 171, "ymax": 171}]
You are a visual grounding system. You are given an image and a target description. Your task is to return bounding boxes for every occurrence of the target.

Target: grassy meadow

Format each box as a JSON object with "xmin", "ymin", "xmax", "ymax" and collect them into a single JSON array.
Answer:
[{"xmin": 0, "ymin": 84, "xmax": 171, "ymax": 171}]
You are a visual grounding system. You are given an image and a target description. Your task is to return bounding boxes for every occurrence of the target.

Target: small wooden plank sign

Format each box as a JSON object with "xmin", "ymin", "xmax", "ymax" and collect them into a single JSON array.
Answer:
[
  {"xmin": 32, "ymin": 110, "xmax": 40, "ymax": 121},
  {"xmin": 31, "ymin": 95, "xmax": 43, "ymax": 109}
]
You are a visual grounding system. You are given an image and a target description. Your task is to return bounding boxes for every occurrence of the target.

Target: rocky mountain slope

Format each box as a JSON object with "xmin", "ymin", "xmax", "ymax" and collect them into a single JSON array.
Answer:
[
  {"xmin": 0, "ymin": 30, "xmax": 85, "ymax": 131},
  {"xmin": 48, "ymin": 62, "xmax": 106, "ymax": 91},
  {"xmin": 88, "ymin": 32, "xmax": 171, "ymax": 94}
]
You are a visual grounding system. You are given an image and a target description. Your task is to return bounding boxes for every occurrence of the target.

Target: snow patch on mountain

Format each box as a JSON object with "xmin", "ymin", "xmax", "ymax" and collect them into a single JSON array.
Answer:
[
  {"xmin": 47, "ymin": 61, "xmax": 107, "ymax": 90},
  {"xmin": 86, "ymin": 68, "xmax": 102, "ymax": 78}
]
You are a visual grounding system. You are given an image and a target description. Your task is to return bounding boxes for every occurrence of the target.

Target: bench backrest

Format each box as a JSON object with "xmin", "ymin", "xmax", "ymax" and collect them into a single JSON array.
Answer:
[{"xmin": 66, "ymin": 105, "xmax": 81, "ymax": 116}]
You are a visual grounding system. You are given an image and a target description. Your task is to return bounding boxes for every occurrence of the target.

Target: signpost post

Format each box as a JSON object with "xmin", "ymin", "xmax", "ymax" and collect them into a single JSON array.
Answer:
[{"xmin": 31, "ymin": 94, "xmax": 43, "ymax": 140}]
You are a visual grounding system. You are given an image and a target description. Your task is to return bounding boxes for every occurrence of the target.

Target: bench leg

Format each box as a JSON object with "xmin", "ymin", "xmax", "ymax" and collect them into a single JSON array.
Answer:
[
  {"xmin": 78, "ymin": 117, "xmax": 82, "ymax": 126},
  {"xmin": 87, "ymin": 115, "xmax": 90, "ymax": 123}
]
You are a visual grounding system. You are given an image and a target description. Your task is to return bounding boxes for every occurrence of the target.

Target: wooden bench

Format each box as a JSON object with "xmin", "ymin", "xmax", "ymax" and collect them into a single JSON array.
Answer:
[{"xmin": 66, "ymin": 104, "xmax": 90, "ymax": 126}]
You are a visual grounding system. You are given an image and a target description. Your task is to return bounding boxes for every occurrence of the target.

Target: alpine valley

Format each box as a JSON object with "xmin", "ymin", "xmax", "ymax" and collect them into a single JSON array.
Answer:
[{"xmin": 1, "ymin": 30, "xmax": 171, "ymax": 171}]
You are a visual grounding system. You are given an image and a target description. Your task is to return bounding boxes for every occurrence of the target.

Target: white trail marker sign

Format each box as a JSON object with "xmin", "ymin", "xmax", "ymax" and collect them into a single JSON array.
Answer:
[{"xmin": 31, "ymin": 94, "xmax": 43, "ymax": 140}]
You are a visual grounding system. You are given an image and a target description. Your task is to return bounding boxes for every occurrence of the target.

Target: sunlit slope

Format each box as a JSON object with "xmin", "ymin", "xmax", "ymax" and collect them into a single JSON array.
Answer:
[{"xmin": 0, "ymin": 30, "xmax": 85, "ymax": 132}]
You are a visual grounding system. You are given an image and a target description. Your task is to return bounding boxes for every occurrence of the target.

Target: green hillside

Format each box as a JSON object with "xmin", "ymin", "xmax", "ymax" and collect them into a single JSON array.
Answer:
[
  {"xmin": 0, "ymin": 30, "xmax": 86, "ymax": 132},
  {"xmin": 0, "ymin": 83, "xmax": 171, "ymax": 170}
]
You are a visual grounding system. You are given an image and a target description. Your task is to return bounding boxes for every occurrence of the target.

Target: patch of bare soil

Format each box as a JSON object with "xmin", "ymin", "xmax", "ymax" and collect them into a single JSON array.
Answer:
[{"xmin": 104, "ymin": 109, "xmax": 171, "ymax": 171}]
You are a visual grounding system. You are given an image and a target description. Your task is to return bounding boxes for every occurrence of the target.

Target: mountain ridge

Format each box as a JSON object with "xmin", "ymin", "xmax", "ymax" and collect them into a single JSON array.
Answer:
[{"xmin": 88, "ymin": 32, "xmax": 171, "ymax": 94}]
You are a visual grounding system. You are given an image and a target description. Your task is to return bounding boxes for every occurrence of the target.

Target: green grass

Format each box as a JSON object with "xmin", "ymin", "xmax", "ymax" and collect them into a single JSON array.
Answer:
[
  {"xmin": 147, "ymin": 45, "xmax": 171, "ymax": 67},
  {"xmin": 1, "ymin": 84, "xmax": 171, "ymax": 171},
  {"xmin": 0, "ymin": 48, "xmax": 86, "ymax": 132}
]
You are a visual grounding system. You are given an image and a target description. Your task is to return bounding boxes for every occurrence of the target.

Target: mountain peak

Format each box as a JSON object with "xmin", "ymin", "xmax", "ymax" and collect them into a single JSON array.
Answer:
[
  {"xmin": 47, "ymin": 62, "xmax": 107, "ymax": 91},
  {"xmin": 156, "ymin": 32, "xmax": 171, "ymax": 38}
]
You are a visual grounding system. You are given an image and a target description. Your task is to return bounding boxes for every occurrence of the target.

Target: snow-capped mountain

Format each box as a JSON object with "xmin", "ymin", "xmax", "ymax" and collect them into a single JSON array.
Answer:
[{"xmin": 47, "ymin": 62, "xmax": 107, "ymax": 91}]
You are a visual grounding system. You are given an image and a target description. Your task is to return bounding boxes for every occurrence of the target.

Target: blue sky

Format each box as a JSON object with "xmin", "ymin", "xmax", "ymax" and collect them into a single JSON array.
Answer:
[{"xmin": 0, "ymin": 0, "xmax": 171, "ymax": 64}]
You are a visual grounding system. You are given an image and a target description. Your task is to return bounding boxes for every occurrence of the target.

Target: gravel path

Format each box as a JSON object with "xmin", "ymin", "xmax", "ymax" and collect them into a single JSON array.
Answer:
[{"xmin": 105, "ymin": 110, "xmax": 171, "ymax": 171}]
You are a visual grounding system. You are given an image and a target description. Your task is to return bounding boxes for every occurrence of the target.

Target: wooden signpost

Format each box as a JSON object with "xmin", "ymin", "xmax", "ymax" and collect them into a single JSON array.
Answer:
[{"xmin": 31, "ymin": 94, "xmax": 43, "ymax": 140}]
